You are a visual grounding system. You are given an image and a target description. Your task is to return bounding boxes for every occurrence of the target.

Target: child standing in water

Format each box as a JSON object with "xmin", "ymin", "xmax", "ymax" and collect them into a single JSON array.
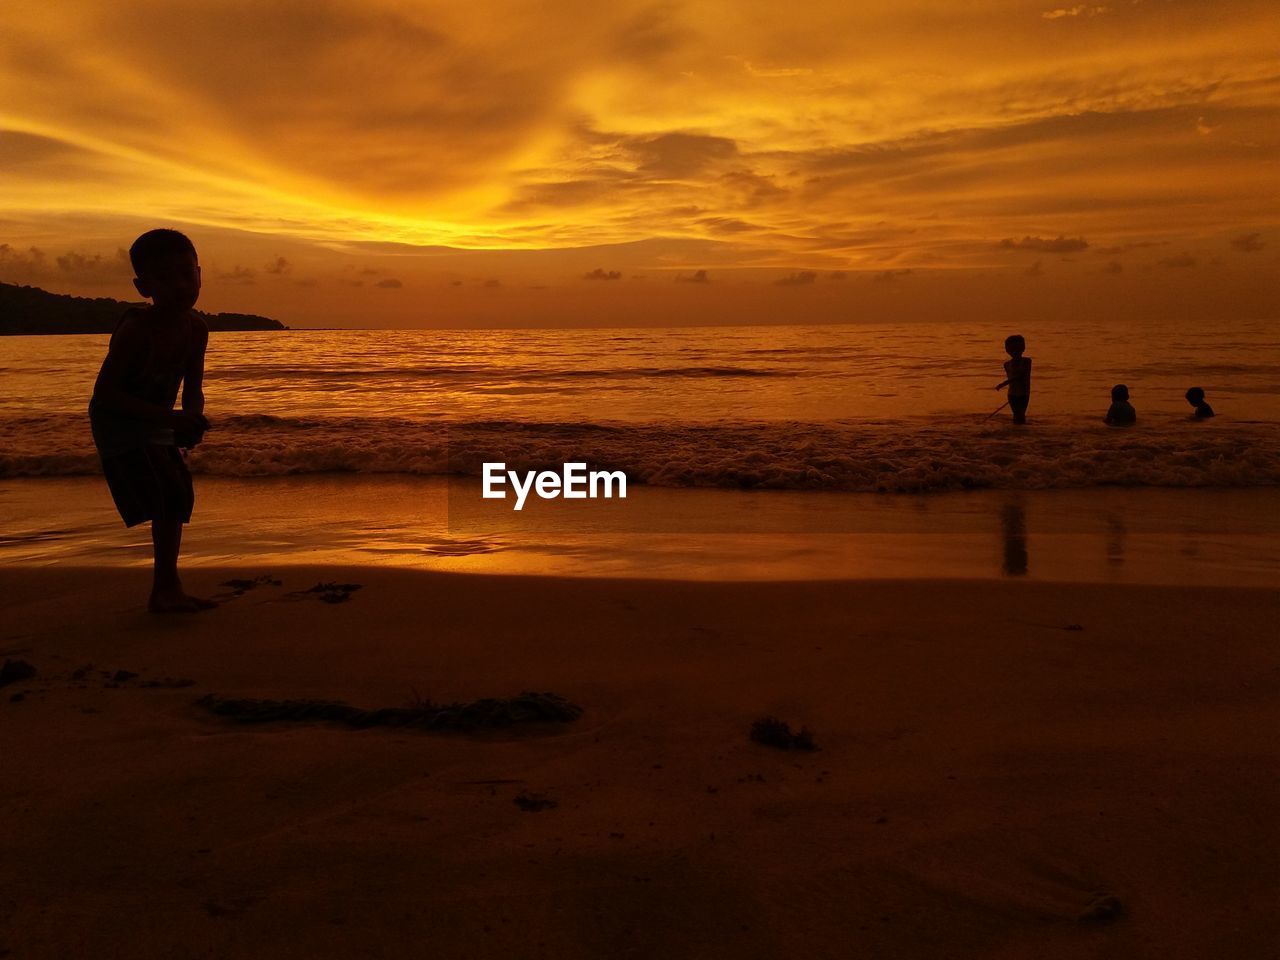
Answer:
[
  {"xmin": 89, "ymin": 229, "xmax": 212, "ymax": 613},
  {"xmin": 995, "ymin": 334, "xmax": 1032, "ymax": 424}
]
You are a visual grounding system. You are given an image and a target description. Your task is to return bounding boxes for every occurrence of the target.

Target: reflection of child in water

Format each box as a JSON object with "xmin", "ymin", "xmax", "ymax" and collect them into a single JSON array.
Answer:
[
  {"xmin": 995, "ymin": 334, "xmax": 1031, "ymax": 424},
  {"xmin": 1185, "ymin": 386, "xmax": 1215, "ymax": 419},
  {"xmin": 1105, "ymin": 384, "xmax": 1136, "ymax": 426}
]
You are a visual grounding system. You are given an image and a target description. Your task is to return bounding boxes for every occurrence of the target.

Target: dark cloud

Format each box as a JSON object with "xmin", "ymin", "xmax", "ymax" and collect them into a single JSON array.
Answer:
[
  {"xmin": 716, "ymin": 170, "xmax": 788, "ymax": 205},
  {"xmin": 0, "ymin": 243, "xmax": 47, "ymax": 273},
  {"xmin": 375, "ymin": 277, "xmax": 403, "ymax": 288},
  {"xmin": 55, "ymin": 249, "xmax": 132, "ymax": 276},
  {"xmin": 607, "ymin": 4, "xmax": 691, "ymax": 63},
  {"xmin": 498, "ymin": 174, "xmax": 648, "ymax": 214},
  {"xmin": 1231, "ymin": 232, "xmax": 1265, "ymax": 252},
  {"xmin": 583, "ymin": 268, "xmax": 622, "ymax": 280},
  {"xmin": 1094, "ymin": 240, "xmax": 1168, "ymax": 254},
  {"xmin": 0, "ymin": 130, "xmax": 82, "ymax": 165},
  {"xmin": 999, "ymin": 235, "xmax": 1088, "ymax": 253},
  {"xmin": 697, "ymin": 217, "xmax": 758, "ymax": 235},
  {"xmin": 774, "ymin": 270, "xmax": 817, "ymax": 286},
  {"xmin": 676, "ymin": 269, "xmax": 710, "ymax": 283},
  {"xmin": 66, "ymin": 3, "xmax": 581, "ymax": 201},
  {"xmin": 217, "ymin": 265, "xmax": 256, "ymax": 284},
  {"xmin": 1157, "ymin": 254, "xmax": 1196, "ymax": 268},
  {"xmin": 265, "ymin": 255, "xmax": 292, "ymax": 274},
  {"xmin": 827, "ymin": 270, "xmax": 848, "ymax": 279},
  {"xmin": 0, "ymin": 244, "xmax": 136, "ymax": 281},
  {"xmin": 626, "ymin": 131, "xmax": 739, "ymax": 178}
]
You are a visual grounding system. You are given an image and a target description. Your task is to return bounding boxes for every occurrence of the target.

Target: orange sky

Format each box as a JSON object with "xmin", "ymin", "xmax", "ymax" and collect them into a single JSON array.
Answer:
[{"xmin": 2, "ymin": 0, "xmax": 1277, "ymax": 327}]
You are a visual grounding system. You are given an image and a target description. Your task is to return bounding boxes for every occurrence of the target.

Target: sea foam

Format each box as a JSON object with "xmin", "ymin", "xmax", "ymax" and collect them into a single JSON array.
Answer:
[{"xmin": 3, "ymin": 413, "xmax": 1278, "ymax": 493}]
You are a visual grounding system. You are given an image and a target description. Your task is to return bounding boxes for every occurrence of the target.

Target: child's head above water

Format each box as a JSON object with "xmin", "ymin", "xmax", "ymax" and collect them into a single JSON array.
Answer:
[
  {"xmin": 1004, "ymin": 334, "xmax": 1026, "ymax": 358},
  {"xmin": 1111, "ymin": 384, "xmax": 1130, "ymax": 402},
  {"xmin": 129, "ymin": 228, "xmax": 200, "ymax": 312},
  {"xmin": 1185, "ymin": 386, "xmax": 1206, "ymax": 406}
]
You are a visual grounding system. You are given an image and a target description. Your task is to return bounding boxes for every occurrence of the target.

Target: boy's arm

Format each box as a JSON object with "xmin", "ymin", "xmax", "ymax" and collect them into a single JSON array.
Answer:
[
  {"xmin": 92, "ymin": 314, "xmax": 177, "ymax": 424},
  {"xmin": 181, "ymin": 316, "xmax": 209, "ymax": 418}
]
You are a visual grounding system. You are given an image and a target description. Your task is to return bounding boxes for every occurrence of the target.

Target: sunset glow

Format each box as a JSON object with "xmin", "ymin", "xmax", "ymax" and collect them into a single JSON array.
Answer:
[{"xmin": 3, "ymin": 0, "xmax": 1277, "ymax": 326}]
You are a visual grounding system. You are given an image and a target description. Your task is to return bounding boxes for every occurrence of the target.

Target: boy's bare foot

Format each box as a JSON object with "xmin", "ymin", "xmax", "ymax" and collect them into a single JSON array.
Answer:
[{"xmin": 148, "ymin": 589, "xmax": 218, "ymax": 614}]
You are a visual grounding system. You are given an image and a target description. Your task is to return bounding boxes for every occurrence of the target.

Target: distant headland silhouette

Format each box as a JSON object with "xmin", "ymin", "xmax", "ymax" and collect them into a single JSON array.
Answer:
[{"xmin": 0, "ymin": 281, "xmax": 287, "ymax": 335}]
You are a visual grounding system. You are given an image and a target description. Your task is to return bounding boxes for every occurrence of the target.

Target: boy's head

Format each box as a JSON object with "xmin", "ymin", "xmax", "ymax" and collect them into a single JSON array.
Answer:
[
  {"xmin": 130, "ymin": 229, "xmax": 200, "ymax": 311},
  {"xmin": 1185, "ymin": 386, "xmax": 1205, "ymax": 405},
  {"xmin": 1111, "ymin": 384, "xmax": 1129, "ymax": 402},
  {"xmin": 1004, "ymin": 334, "xmax": 1025, "ymax": 357}
]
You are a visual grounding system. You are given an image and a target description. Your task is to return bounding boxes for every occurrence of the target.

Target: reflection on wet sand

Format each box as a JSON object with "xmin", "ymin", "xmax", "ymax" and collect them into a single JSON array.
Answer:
[{"xmin": 1001, "ymin": 498, "xmax": 1028, "ymax": 576}]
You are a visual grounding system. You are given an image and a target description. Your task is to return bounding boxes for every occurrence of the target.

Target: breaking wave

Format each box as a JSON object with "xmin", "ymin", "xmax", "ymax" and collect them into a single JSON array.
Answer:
[{"xmin": 3, "ymin": 413, "xmax": 1279, "ymax": 492}]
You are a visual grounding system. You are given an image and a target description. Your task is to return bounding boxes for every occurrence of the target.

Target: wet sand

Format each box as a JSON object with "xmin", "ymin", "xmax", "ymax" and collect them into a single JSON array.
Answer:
[{"xmin": 2, "ymin": 565, "xmax": 1277, "ymax": 958}]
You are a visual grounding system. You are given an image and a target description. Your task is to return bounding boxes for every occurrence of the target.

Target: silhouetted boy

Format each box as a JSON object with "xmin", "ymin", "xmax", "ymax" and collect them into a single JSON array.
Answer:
[
  {"xmin": 89, "ymin": 229, "xmax": 212, "ymax": 613},
  {"xmin": 995, "ymin": 334, "xmax": 1031, "ymax": 424},
  {"xmin": 1185, "ymin": 386, "xmax": 1215, "ymax": 419},
  {"xmin": 1105, "ymin": 384, "xmax": 1136, "ymax": 426}
]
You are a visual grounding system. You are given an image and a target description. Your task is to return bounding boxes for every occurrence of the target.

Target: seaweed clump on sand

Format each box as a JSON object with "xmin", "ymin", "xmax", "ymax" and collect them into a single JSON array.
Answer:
[
  {"xmin": 197, "ymin": 691, "xmax": 582, "ymax": 732},
  {"xmin": 295, "ymin": 582, "xmax": 362, "ymax": 604},
  {"xmin": 750, "ymin": 716, "xmax": 816, "ymax": 751}
]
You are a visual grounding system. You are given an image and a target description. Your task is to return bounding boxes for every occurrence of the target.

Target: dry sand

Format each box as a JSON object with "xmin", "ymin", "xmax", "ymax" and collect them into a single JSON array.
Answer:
[{"xmin": 1, "ymin": 565, "xmax": 1277, "ymax": 959}]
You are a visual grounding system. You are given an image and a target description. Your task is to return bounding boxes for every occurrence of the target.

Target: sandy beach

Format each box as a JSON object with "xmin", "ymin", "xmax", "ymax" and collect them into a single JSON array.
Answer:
[{"xmin": 3, "ymin": 564, "xmax": 1277, "ymax": 958}]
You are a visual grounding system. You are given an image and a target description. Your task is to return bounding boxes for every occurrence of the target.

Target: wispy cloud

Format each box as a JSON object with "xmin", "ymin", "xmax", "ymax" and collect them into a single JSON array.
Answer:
[
  {"xmin": 999, "ymin": 235, "xmax": 1089, "ymax": 253},
  {"xmin": 1041, "ymin": 5, "xmax": 1109, "ymax": 21}
]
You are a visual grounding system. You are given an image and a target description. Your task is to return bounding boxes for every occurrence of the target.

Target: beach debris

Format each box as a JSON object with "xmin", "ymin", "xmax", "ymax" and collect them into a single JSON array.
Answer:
[
  {"xmin": 1078, "ymin": 893, "xmax": 1126, "ymax": 924},
  {"xmin": 513, "ymin": 792, "xmax": 558, "ymax": 812},
  {"xmin": 0, "ymin": 659, "xmax": 36, "ymax": 688},
  {"xmin": 287, "ymin": 581, "xmax": 362, "ymax": 604},
  {"xmin": 750, "ymin": 716, "xmax": 816, "ymax": 751},
  {"xmin": 219, "ymin": 575, "xmax": 283, "ymax": 598},
  {"xmin": 196, "ymin": 690, "xmax": 583, "ymax": 732}
]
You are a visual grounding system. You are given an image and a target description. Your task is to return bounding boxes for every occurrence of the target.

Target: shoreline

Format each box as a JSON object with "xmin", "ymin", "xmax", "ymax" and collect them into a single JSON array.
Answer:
[
  {"xmin": 4, "ymin": 477, "xmax": 1279, "ymax": 586},
  {"xmin": 2, "ymin": 565, "xmax": 1277, "ymax": 957}
]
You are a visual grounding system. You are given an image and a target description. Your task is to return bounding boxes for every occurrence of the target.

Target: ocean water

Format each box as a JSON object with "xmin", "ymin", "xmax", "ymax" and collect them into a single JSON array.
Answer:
[{"xmin": 1, "ymin": 318, "xmax": 1277, "ymax": 492}]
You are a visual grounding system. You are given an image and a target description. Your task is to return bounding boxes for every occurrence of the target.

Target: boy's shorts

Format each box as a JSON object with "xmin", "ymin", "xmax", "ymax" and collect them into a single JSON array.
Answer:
[{"xmin": 98, "ymin": 443, "xmax": 195, "ymax": 528}]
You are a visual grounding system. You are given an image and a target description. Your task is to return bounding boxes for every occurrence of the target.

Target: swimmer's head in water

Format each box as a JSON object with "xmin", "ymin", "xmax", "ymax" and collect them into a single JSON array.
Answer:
[
  {"xmin": 1185, "ymin": 386, "xmax": 1206, "ymax": 405},
  {"xmin": 1004, "ymin": 334, "xmax": 1026, "ymax": 357},
  {"xmin": 1111, "ymin": 384, "xmax": 1130, "ymax": 402},
  {"xmin": 129, "ymin": 229, "xmax": 200, "ymax": 313}
]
